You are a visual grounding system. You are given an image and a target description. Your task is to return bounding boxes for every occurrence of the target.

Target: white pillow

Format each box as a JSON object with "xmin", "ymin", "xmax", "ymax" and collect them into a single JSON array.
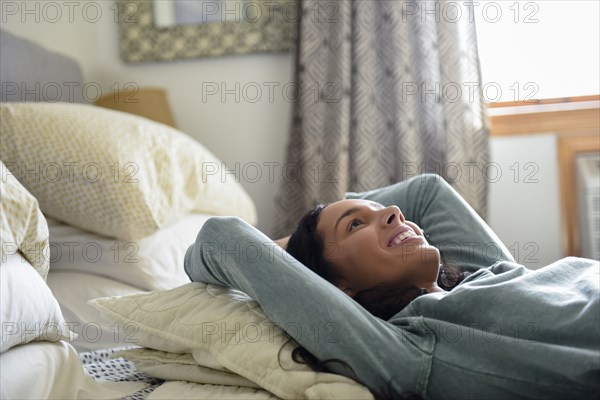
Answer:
[
  {"xmin": 89, "ymin": 283, "xmax": 374, "ymax": 400},
  {"xmin": 0, "ymin": 252, "xmax": 75, "ymax": 353},
  {"xmin": 0, "ymin": 340, "xmax": 145, "ymax": 399},
  {"xmin": 0, "ymin": 161, "xmax": 49, "ymax": 280},
  {"xmin": 0, "ymin": 102, "xmax": 257, "ymax": 240},
  {"xmin": 47, "ymin": 214, "xmax": 210, "ymax": 290}
]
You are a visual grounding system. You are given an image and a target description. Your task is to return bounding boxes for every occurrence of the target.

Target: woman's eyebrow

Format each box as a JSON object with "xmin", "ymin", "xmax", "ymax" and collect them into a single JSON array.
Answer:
[
  {"xmin": 333, "ymin": 202, "xmax": 385, "ymax": 234},
  {"xmin": 369, "ymin": 201, "xmax": 385, "ymax": 209},
  {"xmin": 334, "ymin": 207, "xmax": 360, "ymax": 234}
]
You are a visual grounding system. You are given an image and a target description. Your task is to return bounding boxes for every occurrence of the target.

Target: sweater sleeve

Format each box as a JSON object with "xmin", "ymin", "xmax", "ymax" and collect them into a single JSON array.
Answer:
[{"xmin": 184, "ymin": 216, "xmax": 435, "ymax": 397}]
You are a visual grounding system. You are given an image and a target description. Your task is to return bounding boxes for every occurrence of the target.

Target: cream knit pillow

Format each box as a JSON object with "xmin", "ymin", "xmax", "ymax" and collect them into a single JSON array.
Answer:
[
  {"xmin": 0, "ymin": 103, "xmax": 257, "ymax": 240},
  {"xmin": 0, "ymin": 161, "xmax": 49, "ymax": 279}
]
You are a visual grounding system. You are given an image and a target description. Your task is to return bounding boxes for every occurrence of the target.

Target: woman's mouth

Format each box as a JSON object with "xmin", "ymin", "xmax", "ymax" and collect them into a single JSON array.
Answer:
[{"xmin": 388, "ymin": 228, "xmax": 417, "ymax": 247}]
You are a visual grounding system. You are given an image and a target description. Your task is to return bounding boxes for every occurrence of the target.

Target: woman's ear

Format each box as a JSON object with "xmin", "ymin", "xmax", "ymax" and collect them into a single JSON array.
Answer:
[
  {"xmin": 339, "ymin": 286, "xmax": 355, "ymax": 298},
  {"xmin": 273, "ymin": 235, "xmax": 290, "ymax": 249}
]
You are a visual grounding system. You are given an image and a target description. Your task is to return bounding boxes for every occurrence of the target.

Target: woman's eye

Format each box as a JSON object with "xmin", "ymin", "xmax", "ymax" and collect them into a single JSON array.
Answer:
[{"xmin": 349, "ymin": 219, "xmax": 362, "ymax": 231}]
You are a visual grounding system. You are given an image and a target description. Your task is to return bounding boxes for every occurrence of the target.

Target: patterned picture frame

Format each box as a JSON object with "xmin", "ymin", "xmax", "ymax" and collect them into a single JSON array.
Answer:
[{"xmin": 117, "ymin": 0, "xmax": 297, "ymax": 63}]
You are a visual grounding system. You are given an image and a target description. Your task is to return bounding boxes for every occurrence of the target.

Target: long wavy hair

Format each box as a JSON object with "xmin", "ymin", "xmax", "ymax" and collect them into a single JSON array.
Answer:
[{"xmin": 283, "ymin": 203, "xmax": 468, "ymax": 399}]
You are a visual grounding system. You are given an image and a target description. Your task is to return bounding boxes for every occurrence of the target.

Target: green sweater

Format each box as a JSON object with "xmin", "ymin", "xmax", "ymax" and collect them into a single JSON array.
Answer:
[{"xmin": 185, "ymin": 217, "xmax": 599, "ymax": 399}]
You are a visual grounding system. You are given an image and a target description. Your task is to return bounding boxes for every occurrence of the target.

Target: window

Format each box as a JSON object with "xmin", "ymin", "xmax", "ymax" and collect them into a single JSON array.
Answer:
[
  {"xmin": 474, "ymin": 0, "xmax": 599, "ymax": 102},
  {"xmin": 474, "ymin": 1, "xmax": 600, "ymax": 260}
]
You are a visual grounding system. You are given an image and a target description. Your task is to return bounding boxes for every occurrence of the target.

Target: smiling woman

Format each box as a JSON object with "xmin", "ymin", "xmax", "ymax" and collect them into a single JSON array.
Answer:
[
  {"xmin": 284, "ymin": 197, "xmax": 469, "ymax": 325},
  {"xmin": 184, "ymin": 173, "xmax": 599, "ymax": 399},
  {"xmin": 314, "ymin": 200, "xmax": 442, "ymax": 295}
]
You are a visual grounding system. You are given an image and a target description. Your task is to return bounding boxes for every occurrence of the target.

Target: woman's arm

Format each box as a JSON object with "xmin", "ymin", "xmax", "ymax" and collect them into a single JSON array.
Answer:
[
  {"xmin": 184, "ymin": 217, "xmax": 432, "ymax": 397},
  {"xmin": 346, "ymin": 173, "xmax": 515, "ymax": 272}
]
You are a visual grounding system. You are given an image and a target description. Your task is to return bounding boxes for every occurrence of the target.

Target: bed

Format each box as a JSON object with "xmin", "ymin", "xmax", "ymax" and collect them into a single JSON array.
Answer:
[{"xmin": 0, "ymin": 29, "xmax": 374, "ymax": 399}]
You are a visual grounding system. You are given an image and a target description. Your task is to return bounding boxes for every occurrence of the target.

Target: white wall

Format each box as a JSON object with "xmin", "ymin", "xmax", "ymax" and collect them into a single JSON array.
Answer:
[
  {"xmin": 1, "ymin": 1, "xmax": 565, "ymax": 265},
  {"xmin": 488, "ymin": 134, "xmax": 563, "ymax": 269},
  {"xmin": 1, "ymin": 0, "xmax": 294, "ymax": 236}
]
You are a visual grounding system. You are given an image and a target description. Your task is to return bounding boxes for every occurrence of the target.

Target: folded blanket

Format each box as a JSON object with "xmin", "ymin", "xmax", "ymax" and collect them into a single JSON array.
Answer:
[{"xmin": 113, "ymin": 348, "xmax": 260, "ymax": 389}]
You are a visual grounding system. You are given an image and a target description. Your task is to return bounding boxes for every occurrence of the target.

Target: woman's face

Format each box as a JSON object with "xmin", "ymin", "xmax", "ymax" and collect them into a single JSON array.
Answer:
[{"xmin": 317, "ymin": 199, "xmax": 441, "ymax": 295}]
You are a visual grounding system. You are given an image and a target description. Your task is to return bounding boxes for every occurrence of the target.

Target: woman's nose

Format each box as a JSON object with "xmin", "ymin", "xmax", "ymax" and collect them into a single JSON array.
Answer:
[{"xmin": 381, "ymin": 205, "xmax": 404, "ymax": 225}]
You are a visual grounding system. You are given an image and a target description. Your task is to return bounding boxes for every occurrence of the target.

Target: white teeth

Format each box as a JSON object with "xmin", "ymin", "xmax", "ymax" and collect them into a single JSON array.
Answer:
[
  {"xmin": 390, "ymin": 231, "xmax": 416, "ymax": 247},
  {"xmin": 399, "ymin": 231, "xmax": 413, "ymax": 241}
]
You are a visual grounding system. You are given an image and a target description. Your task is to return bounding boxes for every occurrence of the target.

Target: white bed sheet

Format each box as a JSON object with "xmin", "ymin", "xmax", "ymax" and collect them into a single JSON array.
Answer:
[{"xmin": 47, "ymin": 271, "xmax": 146, "ymax": 352}]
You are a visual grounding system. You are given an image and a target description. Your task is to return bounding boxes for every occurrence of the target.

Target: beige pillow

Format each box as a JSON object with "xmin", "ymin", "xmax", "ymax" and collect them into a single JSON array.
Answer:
[
  {"xmin": 89, "ymin": 283, "xmax": 374, "ymax": 399},
  {"xmin": 0, "ymin": 102, "xmax": 257, "ymax": 240},
  {"xmin": 0, "ymin": 161, "xmax": 49, "ymax": 279}
]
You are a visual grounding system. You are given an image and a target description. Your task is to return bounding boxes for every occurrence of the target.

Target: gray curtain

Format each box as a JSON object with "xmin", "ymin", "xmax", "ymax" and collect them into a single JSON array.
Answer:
[{"xmin": 273, "ymin": 0, "xmax": 490, "ymax": 237}]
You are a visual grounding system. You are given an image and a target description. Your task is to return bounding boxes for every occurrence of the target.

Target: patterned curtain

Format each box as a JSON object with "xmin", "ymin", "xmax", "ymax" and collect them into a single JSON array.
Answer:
[{"xmin": 272, "ymin": 0, "xmax": 490, "ymax": 237}]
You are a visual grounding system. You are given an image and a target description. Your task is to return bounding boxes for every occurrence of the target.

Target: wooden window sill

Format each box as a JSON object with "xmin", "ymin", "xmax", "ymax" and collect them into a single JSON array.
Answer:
[{"xmin": 487, "ymin": 95, "xmax": 600, "ymax": 258}]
